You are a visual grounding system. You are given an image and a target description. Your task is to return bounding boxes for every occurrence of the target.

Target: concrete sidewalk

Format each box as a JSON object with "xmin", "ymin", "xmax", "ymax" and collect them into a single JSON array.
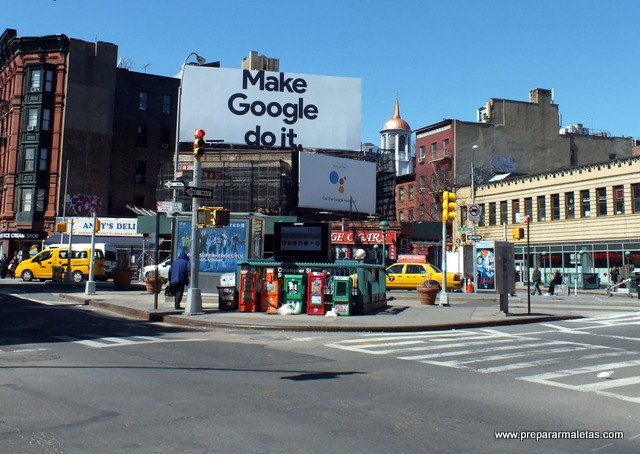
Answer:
[{"xmin": 53, "ymin": 282, "xmax": 640, "ymax": 333}]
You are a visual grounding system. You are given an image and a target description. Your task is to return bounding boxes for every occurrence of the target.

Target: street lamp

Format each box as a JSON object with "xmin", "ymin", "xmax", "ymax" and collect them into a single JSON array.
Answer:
[
  {"xmin": 379, "ymin": 220, "xmax": 389, "ymax": 266},
  {"xmin": 173, "ymin": 52, "xmax": 206, "ymax": 204}
]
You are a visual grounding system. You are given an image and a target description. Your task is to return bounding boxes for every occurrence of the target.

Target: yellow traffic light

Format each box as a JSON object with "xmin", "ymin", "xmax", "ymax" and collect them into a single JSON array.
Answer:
[
  {"xmin": 193, "ymin": 129, "xmax": 206, "ymax": 162},
  {"xmin": 441, "ymin": 190, "xmax": 457, "ymax": 223},
  {"xmin": 196, "ymin": 207, "xmax": 212, "ymax": 228},
  {"xmin": 55, "ymin": 222, "xmax": 67, "ymax": 233},
  {"xmin": 512, "ymin": 227, "xmax": 525, "ymax": 240},
  {"xmin": 212, "ymin": 208, "xmax": 230, "ymax": 227},
  {"xmin": 94, "ymin": 219, "xmax": 101, "ymax": 232}
]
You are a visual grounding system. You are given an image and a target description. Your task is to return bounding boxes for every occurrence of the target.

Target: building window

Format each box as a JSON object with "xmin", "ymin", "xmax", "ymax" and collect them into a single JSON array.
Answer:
[
  {"xmin": 139, "ymin": 91, "xmax": 149, "ymax": 111},
  {"xmin": 408, "ymin": 209, "xmax": 414, "ymax": 221},
  {"xmin": 29, "ymin": 70, "xmax": 41, "ymax": 91},
  {"xmin": 160, "ymin": 127, "xmax": 171, "ymax": 147},
  {"xmin": 551, "ymin": 194, "xmax": 560, "ymax": 220},
  {"xmin": 399, "ymin": 187, "xmax": 404, "ymax": 202},
  {"xmin": 162, "ymin": 94, "xmax": 172, "ymax": 113},
  {"xmin": 419, "ymin": 204, "xmax": 425, "ymax": 221},
  {"xmin": 36, "ymin": 189, "xmax": 46, "ymax": 211},
  {"xmin": 597, "ymin": 187, "xmax": 607, "ymax": 216},
  {"xmin": 419, "ymin": 176, "xmax": 426, "ymax": 193},
  {"xmin": 39, "ymin": 148, "xmax": 49, "ymax": 171},
  {"xmin": 512, "ymin": 200, "xmax": 520, "ymax": 223},
  {"xmin": 478, "ymin": 204, "xmax": 485, "ymax": 226},
  {"xmin": 408, "ymin": 184, "xmax": 414, "ymax": 201},
  {"xmin": 613, "ymin": 185, "xmax": 625, "ymax": 214},
  {"xmin": 23, "ymin": 147, "xmax": 36, "ymax": 171},
  {"xmin": 430, "ymin": 203, "xmax": 437, "ymax": 220},
  {"xmin": 524, "ymin": 198, "xmax": 532, "ymax": 219},
  {"xmin": 430, "ymin": 142, "xmax": 437, "ymax": 157},
  {"xmin": 537, "ymin": 195, "xmax": 546, "ymax": 221},
  {"xmin": 20, "ymin": 188, "xmax": 33, "ymax": 211},
  {"xmin": 134, "ymin": 161, "xmax": 146, "ymax": 183},
  {"xmin": 500, "ymin": 201, "xmax": 508, "ymax": 224},
  {"xmin": 489, "ymin": 202, "xmax": 496, "ymax": 225},
  {"xmin": 443, "ymin": 139, "xmax": 450, "ymax": 155},
  {"xmin": 27, "ymin": 108, "xmax": 38, "ymax": 129},
  {"xmin": 42, "ymin": 109, "xmax": 51, "ymax": 131},
  {"xmin": 419, "ymin": 146, "xmax": 425, "ymax": 161},
  {"xmin": 581, "ymin": 190, "xmax": 591, "ymax": 217},
  {"xmin": 565, "ymin": 191, "xmax": 575, "ymax": 219},
  {"xmin": 398, "ymin": 211, "xmax": 405, "ymax": 221},
  {"xmin": 45, "ymin": 70, "xmax": 54, "ymax": 92},
  {"xmin": 137, "ymin": 124, "xmax": 147, "ymax": 146},
  {"xmin": 632, "ymin": 184, "xmax": 640, "ymax": 213}
]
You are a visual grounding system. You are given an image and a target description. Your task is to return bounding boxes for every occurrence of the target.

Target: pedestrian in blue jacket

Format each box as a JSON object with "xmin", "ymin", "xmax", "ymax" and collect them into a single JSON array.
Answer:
[{"xmin": 168, "ymin": 252, "xmax": 190, "ymax": 310}]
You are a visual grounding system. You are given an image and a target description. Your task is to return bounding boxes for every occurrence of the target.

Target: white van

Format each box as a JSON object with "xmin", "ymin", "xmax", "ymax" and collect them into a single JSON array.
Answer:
[{"xmin": 47, "ymin": 243, "xmax": 118, "ymax": 279}]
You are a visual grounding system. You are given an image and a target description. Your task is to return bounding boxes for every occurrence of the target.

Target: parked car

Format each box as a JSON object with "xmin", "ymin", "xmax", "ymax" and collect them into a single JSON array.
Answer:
[
  {"xmin": 16, "ymin": 248, "xmax": 105, "ymax": 283},
  {"xmin": 141, "ymin": 257, "xmax": 171, "ymax": 279},
  {"xmin": 386, "ymin": 262, "xmax": 462, "ymax": 291}
]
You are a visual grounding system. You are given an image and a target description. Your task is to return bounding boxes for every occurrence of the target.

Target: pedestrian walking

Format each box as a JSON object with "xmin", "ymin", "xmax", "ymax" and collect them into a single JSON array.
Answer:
[
  {"xmin": 633, "ymin": 271, "xmax": 640, "ymax": 299},
  {"xmin": 0, "ymin": 254, "xmax": 7, "ymax": 279},
  {"xmin": 610, "ymin": 266, "xmax": 620, "ymax": 285},
  {"xmin": 531, "ymin": 266, "xmax": 542, "ymax": 295},
  {"xmin": 168, "ymin": 252, "xmax": 190, "ymax": 310}
]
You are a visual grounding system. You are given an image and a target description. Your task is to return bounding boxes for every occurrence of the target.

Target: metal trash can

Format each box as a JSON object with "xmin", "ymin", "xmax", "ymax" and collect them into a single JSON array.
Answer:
[
  {"xmin": 52, "ymin": 266, "xmax": 64, "ymax": 282},
  {"xmin": 217, "ymin": 286, "xmax": 237, "ymax": 311}
]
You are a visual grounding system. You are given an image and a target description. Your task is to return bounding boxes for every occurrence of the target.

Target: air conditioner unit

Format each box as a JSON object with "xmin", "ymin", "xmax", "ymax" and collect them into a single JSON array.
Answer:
[
  {"xmin": 26, "ymin": 126, "xmax": 35, "ymax": 131},
  {"xmin": 30, "ymin": 87, "xmax": 40, "ymax": 92},
  {"xmin": 161, "ymin": 143, "xmax": 169, "ymax": 149},
  {"xmin": 418, "ymin": 157, "xmax": 425, "ymax": 164}
]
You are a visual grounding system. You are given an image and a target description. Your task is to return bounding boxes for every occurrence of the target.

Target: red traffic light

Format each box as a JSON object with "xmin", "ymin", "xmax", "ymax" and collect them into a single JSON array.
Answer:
[{"xmin": 195, "ymin": 129, "xmax": 206, "ymax": 139}]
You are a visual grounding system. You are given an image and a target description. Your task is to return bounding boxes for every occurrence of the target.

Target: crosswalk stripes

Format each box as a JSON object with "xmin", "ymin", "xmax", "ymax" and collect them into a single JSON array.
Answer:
[
  {"xmin": 52, "ymin": 334, "xmax": 206, "ymax": 348},
  {"xmin": 327, "ymin": 326, "xmax": 640, "ymax": 405}
]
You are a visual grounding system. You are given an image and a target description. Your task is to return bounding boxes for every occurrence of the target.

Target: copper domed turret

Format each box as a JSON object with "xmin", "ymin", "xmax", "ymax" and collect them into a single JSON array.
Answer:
[{"xmin": 381, "ymin": 98, "xmax": 411, "ymax": 131}]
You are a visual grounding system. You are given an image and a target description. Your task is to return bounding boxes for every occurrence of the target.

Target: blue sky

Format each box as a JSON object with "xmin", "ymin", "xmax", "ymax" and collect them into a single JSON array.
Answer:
[{"xmin": 5, "ymin": 0, "xmax": 639, "ymax": 144}]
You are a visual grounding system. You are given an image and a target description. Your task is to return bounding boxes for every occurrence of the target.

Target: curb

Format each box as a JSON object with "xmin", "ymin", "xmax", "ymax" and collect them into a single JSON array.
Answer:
[{"xmin": 63, "ymin": 294, "xmax": 584, "ymax": 333}]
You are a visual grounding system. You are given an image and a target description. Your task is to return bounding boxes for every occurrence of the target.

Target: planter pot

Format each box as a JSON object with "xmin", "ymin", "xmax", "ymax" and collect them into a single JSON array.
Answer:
[
  {"xmin": 112, "ymin": 270, "xmax": 135, "ymax": 290},
  {"xmin": 144, "ymin": 280, "xmax": 164, "ymax": 294},
  {"xmin": 417, "ymin": 287, "xmax": 439, "ymax": 305}
]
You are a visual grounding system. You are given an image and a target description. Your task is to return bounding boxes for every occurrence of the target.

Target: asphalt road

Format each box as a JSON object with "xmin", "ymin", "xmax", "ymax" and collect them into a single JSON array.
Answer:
[{"xmin": 1, "ymin": 284, "xmax": 639, "ymax": 453}]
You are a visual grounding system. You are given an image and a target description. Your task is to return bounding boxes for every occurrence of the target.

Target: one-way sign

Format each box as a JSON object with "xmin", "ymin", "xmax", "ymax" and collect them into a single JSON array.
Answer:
[
  {"xmin": 164, "ymin": 180, "xmax": 186, "ymax": 189},
  {"xmin": 186, "ymin": 186, "xmax": 213, "ymax": 198}
]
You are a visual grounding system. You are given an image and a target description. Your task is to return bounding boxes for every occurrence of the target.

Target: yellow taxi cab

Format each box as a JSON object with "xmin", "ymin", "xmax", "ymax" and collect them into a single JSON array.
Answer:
[
  {"xmin": 15, "ymin": 248, "xmax": 105, "ymax": 283},
  {"xmin": 386, "ymin": 262, "xmax": 462, "ymax": 291}
]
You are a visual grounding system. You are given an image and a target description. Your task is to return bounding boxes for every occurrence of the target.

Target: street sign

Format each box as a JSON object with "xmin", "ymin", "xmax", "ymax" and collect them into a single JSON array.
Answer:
[
  {"xmin": 469, "ymin": 204, "xmax": 481, "ymax": 221},
  {"xmin": 457, "ymin": 227, "xmax": 473, "ymax": 232},
  {"xmin": 186, "ymin": 186, "xmax": 214, "ymax": 198},
  {"xmin": 164, "ymin": 180, "xmax": 186, "ymax": 189},
  {"xmin": 469, "ymin": 234, "xmax": 483, "ymax": 241},
  {"xmin": 157, "ymin": 201, "xmax": 182, "ymax": 213}
]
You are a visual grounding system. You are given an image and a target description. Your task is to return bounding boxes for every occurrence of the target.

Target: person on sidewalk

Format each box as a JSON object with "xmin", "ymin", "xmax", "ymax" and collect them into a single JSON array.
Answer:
[
  {"xmin": 546, "ymin": 269, "xmax": 562, "ymax": 296},
  {"xmin": 610, "ymin": 266, "xmax": 620, "ymax": 285},
  {"xmin": 168, "ymin": 252, "xmax": 190, "ymax": 310},
  {"xmin": 633, "ymin": 271, "xmax": 640, "ymax": 299},
  {"xmin": 531, "ymin": 266, "xmax": 542, "ymax": 295}
]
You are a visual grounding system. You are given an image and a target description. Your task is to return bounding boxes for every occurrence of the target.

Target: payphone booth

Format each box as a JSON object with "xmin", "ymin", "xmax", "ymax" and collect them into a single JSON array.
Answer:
[
  {"xmin": 307, "ymin": 271, "xmax": 326, "ymax": 315},
  {"xmin": 260, "ymin": 268, "xmax": 280, "ymax": 313},
  {"xmin": 332, "ymin": 276, "xmax": 353, "ymax": 316},
  {"xmin": 238, "ymin": 270, "xmax": 259, "ymax": 312},
  {"xmin": 283, "ymin": 274, "xmax": 305, "ymax": 314}
]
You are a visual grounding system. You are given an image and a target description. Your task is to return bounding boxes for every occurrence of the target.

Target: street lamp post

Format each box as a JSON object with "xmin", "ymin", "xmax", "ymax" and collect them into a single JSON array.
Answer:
[
  {"xmin": 173, "ymin": 52, "xmax": 206, "ymax": 204},
  {"xmin": 379, "ymin": 220, "xmax": 389, "ymax": 267}
]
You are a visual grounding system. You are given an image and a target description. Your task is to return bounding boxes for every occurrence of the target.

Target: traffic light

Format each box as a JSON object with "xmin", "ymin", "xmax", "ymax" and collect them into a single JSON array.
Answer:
[
  {"xmin": 442, "ymin": 190, "xmax": 457, "ymax": 223},
  {"xmin": 55, "ymin": 222, "xmax": 67, "ymax": 233},
  {"xmin": 512, "ymin": 227, "xmax": 525, "ymax": 240},
  {"xmin": 94, "ymin": 219, "xmax": 101, "ymax": 232},
  {"xmin": 212, "ymin": 208, "xmax": 230, "ymax": 227},
  {"xmin": 196, "ymin": 207, "xmax": 212, "ymax": 228},
  {"xmin": 196, "ymin": 207, "xmax": 231, "ymax": 228},
  {"xmin": 193, "ymin": 129, "xmax": 206, "ymax": 162}
]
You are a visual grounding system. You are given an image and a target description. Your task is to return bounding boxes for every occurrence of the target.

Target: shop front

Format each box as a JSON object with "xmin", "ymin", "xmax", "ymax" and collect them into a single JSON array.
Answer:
[
  {"xmin": 0, "ymin": 231, "xmax": 48, "ymax": 263},
  {"xmin": 331, "ymin": 229, "xmax": 397, "ymax": 265}
]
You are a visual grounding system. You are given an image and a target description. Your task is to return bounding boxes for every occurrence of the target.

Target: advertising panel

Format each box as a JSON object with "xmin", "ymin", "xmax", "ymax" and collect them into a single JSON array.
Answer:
[
  {"xmin": 476, "ymin": 241, "xmax": 496, "ymax": 291},
  {"xmin": 298, "ymin": 152, "xmax": 376, "ymax": 213},
  {"xmin": 176, "ymin": 219, "xmax": 248, "ymax": 273},
  {"xmin": 180, "ymin": 66, "xmax": 361, "ymax": 151}
]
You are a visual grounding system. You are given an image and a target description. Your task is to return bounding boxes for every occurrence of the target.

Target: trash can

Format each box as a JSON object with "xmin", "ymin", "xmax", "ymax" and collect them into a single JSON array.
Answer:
[
  {"xmin": 52, "ymin": 266, "xmax": 64, "ymax": 282},
  {"xmin": 217, "ymin": 286, "xmax": 237, "ymax": 311}
]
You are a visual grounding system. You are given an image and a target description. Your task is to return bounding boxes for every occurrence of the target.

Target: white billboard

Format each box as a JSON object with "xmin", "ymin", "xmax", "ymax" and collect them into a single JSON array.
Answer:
[
  {"xmin": 179, "ymin": 66, "xmax": 361, "ymax": 151},
  {"xmin": 298, "ymin": 152, "xmax": 376, "ymax": 213}
]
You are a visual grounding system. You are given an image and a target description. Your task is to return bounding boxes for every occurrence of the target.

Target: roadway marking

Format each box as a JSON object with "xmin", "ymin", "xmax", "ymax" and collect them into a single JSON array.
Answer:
[{"xmin": 52, "ymin": 334, "xmax": 207, "ymax": 348}]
